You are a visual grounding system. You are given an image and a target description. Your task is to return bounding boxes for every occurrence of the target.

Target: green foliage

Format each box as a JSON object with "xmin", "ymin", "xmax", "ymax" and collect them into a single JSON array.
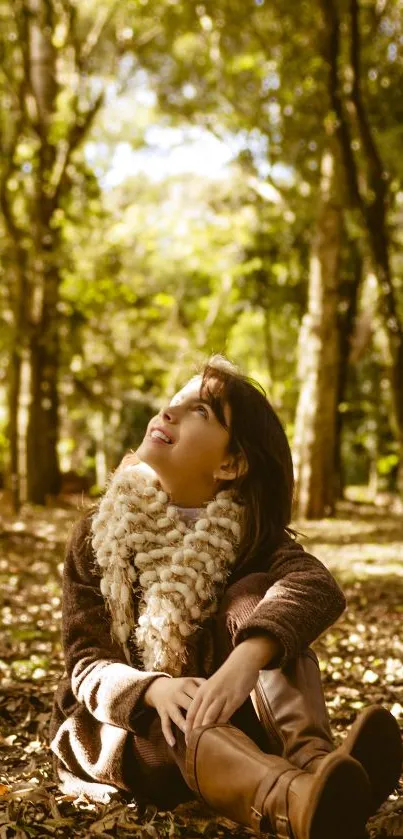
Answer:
[{"xmin": 0, "ymin": 0, "xmax": 402, "ymax": 493}]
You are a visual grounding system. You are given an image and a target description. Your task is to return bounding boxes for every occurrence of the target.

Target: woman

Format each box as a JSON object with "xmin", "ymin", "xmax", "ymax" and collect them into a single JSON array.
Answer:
[{"xmin": 50, "ymin": 356, "xmax": 402, "ymax": 838}]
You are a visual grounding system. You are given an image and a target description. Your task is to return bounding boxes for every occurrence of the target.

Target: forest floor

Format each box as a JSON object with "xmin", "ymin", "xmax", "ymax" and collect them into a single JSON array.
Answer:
[{"xmin": 0, "ymin": 493, "xmax": 402, "ymax": 838}]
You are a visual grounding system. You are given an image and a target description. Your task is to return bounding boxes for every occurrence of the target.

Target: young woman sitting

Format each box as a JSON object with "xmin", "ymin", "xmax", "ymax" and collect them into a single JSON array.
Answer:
[{"xmin": 50, "ymin": 355, "xmax": 402, "ymax": 839}]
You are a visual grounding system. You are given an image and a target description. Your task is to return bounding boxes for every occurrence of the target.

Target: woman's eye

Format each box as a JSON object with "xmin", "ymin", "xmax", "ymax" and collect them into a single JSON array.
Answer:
[{"xmin": 195, "ymin": 404, "xmax": 208, "ymax": 417}]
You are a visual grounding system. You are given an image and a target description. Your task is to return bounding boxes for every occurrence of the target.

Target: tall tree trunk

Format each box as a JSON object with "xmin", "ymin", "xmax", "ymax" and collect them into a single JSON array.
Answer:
[
  {"xmin": 334, "ymin": 241, "xmax": 363, "ymax": 498},
  {"xmin": 365, "ymin": 225, "xmax": 403, "ymax": 494},
  {"xmin": 5, "ymin": 246, "xmax": 28, "ymax": 510},
  {"xmin": 1, "ymin": 187, "xmax": 30, "ymax": 510},
  {"xmin": 323, "ymin": 0, "xmax": 403, "ymax": 496},
  {"xmin": 349, "ymin": 0, "xmax": 403, "ymax": 494},
  {"xmin": 26, "ymin": 267, "xmax": 61, "ymax": 501},
  {"xmin": 293, "ymin": 150, "xmax": 343, "ymax": 518},
  {"xmin": 262, "ymin": 304, "xmax": 275, "ymax": 398},
  {"xmin": 25, "ymin": 0, "xmax": 61, "ymax": 502},
  {"xmin": 8, "ymin": 347, "xmax": 22, "ymax": 511}
]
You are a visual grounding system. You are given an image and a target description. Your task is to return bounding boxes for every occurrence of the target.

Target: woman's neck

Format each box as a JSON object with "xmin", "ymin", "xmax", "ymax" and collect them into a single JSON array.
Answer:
[{"xmin": 160, "ymin": 481, "xmax": 215, "ymax": 508}]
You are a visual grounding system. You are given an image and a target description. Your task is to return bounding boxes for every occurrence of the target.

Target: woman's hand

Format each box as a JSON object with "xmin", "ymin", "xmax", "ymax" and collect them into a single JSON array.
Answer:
[
  {"xmin": 185, "ymin": 634, "xmax": 281, "ymax": 744},
  {"xmin": 144, "ymin": 676, "xmax": 205, "ymax": 747}
]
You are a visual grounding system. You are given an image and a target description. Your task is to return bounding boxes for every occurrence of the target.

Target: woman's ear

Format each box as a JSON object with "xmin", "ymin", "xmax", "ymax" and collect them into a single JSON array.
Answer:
[{"xmin": 215, "ymin": 452, "xmax": 248, "ymax": 482}]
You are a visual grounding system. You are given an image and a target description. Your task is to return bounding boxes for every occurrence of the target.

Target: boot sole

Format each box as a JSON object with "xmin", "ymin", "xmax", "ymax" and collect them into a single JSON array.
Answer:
[
  {"xmin": 302, "ymin": 754, "xmax": 370, "ymax": 839},
  {"xmin": 342, "ymin": 705, "xmax": 403, "ymax": 814}
]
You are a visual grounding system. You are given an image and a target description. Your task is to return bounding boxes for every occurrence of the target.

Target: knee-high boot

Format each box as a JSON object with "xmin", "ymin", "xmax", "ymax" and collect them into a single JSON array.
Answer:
[
  {"xmin": 254, "ymin": 648, "xmax": 403, "ymax": 815},
  {"xmin": 185, "ymin": 721, "xmax": 370, "ymax": 839}
]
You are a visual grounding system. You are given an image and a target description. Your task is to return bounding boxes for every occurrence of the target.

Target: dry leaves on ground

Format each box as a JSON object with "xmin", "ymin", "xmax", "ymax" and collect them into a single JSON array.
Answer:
[{"xmin": 0, "ymin": 495, "xmax": 402, "ymax": 838}]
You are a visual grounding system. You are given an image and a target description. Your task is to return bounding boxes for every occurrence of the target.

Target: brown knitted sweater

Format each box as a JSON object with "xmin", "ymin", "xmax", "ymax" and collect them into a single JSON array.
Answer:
[{"xmin": 50, "ymin": 512, "xmax": 345, "ymax": 800}]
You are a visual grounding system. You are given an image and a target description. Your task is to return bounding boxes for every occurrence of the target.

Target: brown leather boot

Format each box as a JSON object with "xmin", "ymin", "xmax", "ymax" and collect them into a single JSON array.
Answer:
[
  {"xmin": 186, "ymin": 722, "xmax": 370, "ymax": 839},
  {"xmin": 308, "ymin": 705, "xmax": 403, "ymax": 815},
  {"xmin": 254, "ymin": 648, "xmax": 403, "ymax": 815}
]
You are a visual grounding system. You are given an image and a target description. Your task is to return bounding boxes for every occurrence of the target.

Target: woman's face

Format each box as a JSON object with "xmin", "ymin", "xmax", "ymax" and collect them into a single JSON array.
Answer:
[{"xmin": 136, "ymin": 376, "xmax": 238, "ymax": 506}]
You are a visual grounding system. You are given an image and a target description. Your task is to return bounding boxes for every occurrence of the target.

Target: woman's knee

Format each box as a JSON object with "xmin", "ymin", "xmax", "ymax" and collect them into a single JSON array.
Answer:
[
  {"xmin": 214, "ymin": 572, "xmax": 271, "ymax": 658},
  {"xmin": 219, "ymin": 572, "xmax": 270, "ymax": 626}
]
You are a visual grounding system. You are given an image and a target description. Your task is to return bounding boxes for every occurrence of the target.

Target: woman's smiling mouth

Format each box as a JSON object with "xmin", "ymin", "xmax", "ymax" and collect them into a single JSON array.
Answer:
[{"xmin": 150, "ymin": 428, "xmax": 173, "ymax": 444}]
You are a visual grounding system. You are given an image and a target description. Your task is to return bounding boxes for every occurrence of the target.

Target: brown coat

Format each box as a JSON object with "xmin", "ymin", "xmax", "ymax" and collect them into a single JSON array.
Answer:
[{"xmin": 50, "ymin": 512, "xmax": 345, "ymax": 802}]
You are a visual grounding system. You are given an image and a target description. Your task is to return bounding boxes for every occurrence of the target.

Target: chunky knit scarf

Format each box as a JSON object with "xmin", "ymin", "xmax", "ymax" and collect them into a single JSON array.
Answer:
[{"xmin": 91, "ymin": 462, "xmax": 244, "ymax": 676}]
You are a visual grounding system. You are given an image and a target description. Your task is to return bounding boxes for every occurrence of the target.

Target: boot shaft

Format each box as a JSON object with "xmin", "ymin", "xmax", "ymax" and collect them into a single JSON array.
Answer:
[
  {"xmin": 254, "ymin": 648, "xmax": 334, "ymax": 768},
  {"xmin": 186, "ymin": 723, "xmax": 295, "ymax": 828}
]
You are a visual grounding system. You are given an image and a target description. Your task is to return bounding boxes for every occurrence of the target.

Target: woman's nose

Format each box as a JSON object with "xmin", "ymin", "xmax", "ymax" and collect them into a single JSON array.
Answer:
[{"xmin": 161, "ymin": 405, "xmax": 178, "ymax": 423}]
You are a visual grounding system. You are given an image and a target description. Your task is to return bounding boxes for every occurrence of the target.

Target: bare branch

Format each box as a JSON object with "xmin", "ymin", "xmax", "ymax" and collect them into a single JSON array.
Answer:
[
  {"xmin": 349, "ymin": 0, "xmax": 385, "ymax": 189},
  {"xmin": 80, "ymin": 0, "xmax": 122, "ymax": 67},
  {"xmin": 10, "ymin": 0, "xmax": 42, "ymax": 132},
  {"xmin": 51, "ymin": 90, "xmax": 105, "ymax": 203}
]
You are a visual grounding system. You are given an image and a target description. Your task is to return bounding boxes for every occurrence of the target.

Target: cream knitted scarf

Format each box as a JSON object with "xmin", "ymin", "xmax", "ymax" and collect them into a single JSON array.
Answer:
[{"xmin": 91, "ymin": 462, "xmax": 244, "ymax": 676}]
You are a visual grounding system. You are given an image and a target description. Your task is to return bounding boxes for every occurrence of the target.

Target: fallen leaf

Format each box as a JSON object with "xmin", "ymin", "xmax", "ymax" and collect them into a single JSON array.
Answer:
[
  {"xmin": 362, "ymin": 669, "xmax": 379, "ymax": 684},
  {"xmin": 0, "ymin": 734, "xmax": 17, "ymax": 746}
]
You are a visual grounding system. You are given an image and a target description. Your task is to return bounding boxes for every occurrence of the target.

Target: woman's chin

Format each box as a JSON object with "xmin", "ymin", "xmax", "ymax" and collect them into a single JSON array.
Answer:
[{"xmin": 136, "ymin": 444, "xmax": 166, "ymax": 475}]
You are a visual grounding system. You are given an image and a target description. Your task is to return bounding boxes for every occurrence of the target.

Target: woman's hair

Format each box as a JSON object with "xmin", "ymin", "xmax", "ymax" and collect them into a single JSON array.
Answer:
[{"xmin": 197, "ymin": 354, "xmax": 294, "ymax": 567}]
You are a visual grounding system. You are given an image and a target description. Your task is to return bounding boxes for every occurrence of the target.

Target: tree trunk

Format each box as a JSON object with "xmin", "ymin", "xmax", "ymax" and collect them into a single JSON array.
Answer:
[
  {"xmin": 293, "ymin": 150, "xmax": 343, "ymax": 519},
  {"xmin": 91, "ymin": 411, "xmax": 108, "ymax": 489},
  {"xmin": 366, "ymin": 229, "xmax": 403, "ymax": 494},
  {"xmin": 334, "ymin": 241, "xmax": 363, "ymax": 498},
  {"xmin": 5, "ymin": 250, "xmax": 29, "ymax": 511},
  {"xmin": 26, "ymin": 286, "xmax": 61, "ymax": 502},
  {"xmin": 24, "ymin": 0, "xmax": 61, "ymax": 503},
  {"xmin": 8, "ymin": 347, "xmax": 22, "ymax": 511},
  {"xmin": 323, "ymin": 0, "xmax": 403, "ymax": 496},
  {"xmin": 262, "ymin": 304, "xmax": 275, "ymax": 398},
  {"xmin": 348, "ymin": 0, "xmax": 403, "ymax": 486}
]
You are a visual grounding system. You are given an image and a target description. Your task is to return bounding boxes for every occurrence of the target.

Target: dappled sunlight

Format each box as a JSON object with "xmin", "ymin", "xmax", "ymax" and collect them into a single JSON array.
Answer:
[
  {"xmin": 307, "ymin": 545, "xmax": 403, "ymax": 579},
  {"xmin": 297, "ymin": 502, "xmax": 403, "ymax": 580}
]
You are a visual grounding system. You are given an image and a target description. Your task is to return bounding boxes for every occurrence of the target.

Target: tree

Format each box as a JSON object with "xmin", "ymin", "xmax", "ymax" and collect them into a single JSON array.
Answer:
[
  {"xmin": 321, "ymin": 0, "xmax": 403, "ymax": 493},
  {"xmin": 131, "ymin": 0, "xmax": 403, "ymax": 509},
  {"xmin": 293, "ymin": 149, "xmax": 343, "ymax": 517},
  {"xmin": 0, "ymin": 0, "xmax": 137, "ymax": 505}
]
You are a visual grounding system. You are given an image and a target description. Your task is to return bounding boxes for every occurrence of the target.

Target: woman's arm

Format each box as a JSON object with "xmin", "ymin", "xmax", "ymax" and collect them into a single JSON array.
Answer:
[
  {"xmin": 62, "ymin": 513, "xmax": 169, "ymax": 732},
  {"xmin": 232, "ymin": 535, "xmax": 346, "ymax": 665},
  {"xmin": 185, "ymin": 539, "xmax": 344, "ymax": 736}
]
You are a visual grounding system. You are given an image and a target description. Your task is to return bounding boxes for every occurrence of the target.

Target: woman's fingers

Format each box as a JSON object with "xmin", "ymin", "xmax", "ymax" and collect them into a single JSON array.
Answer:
[
  {"xmin": 183, "ymin": 677, "xmax": 206, "ymax": 701},
  {"xmin": 182, "ymin": 682, "xmax": 203, "ymax": 702},
  {"xmin": 156, "ymin": 679, "xmax": 206, "ymax": 747},
  {"xmin": 196, "ymin": 697, "xmax": 226, "ymax": 729},
  {"xmin": 186, "ymin": 692, "xmax": 227, "ymax": 741},
  {"xmin": 217, "ymin": 704, "xmax": 232, "ymax": 724},
  {"xmin": 168, "ymin": 703, "xmax": 187, "ymax": 734},
  {"xmin": 185, "ymin": 691, "xmax": 204, "ymax": 739},
  {"xmin": 161, "ymin": 712, "xmax": 175, "ymax": 748},
  {"xmin": 177, "ymin": 691, "xmax": 194, "ymax": 711},
  {"xmin": 161, "ymin": 703, "xmax": 188, "ymax": 747}
]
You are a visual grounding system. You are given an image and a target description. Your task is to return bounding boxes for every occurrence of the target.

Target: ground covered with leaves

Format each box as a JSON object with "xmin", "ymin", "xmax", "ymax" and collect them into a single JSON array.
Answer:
[{"xmin": 0, "ymin": 494, "xmax": 402, "ymax": 838}]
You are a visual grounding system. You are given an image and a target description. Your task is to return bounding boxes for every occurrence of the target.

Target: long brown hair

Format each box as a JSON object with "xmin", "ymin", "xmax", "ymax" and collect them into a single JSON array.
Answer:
[{"xmin": 198, "ymin": 355, "xmax": 294, "ymax": 568}]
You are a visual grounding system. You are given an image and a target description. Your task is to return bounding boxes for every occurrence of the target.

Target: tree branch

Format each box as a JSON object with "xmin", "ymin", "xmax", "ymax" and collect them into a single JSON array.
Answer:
[
  {"xmin": 349, "ymin": 0, "xmax": 385, "ymax": 192},
  {"xmin": 320, "ymin": 0, "xmax": 363, "ymax": 211},
  {"xmin": 51, "ymin": 90, "xmax": 105, "ymax": 203},
  {"xmin": 80, "ymin": 0, "xmax": 122, "ymax": 67},
  {"xmin": 0, "ymin": 114, "xmax": 25, "ymax": 245}
]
